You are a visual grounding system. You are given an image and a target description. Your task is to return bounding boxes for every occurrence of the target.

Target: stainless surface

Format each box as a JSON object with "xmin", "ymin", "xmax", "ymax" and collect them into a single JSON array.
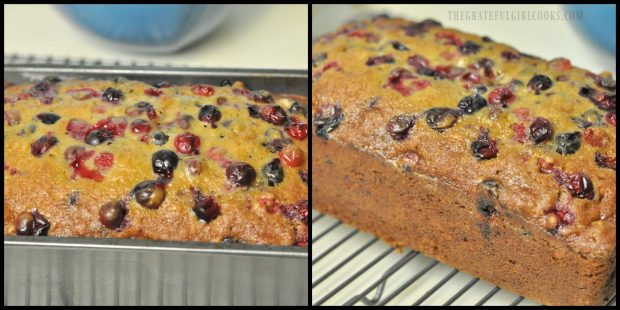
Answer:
[
  {"xmin": 4, "ymin": 62, "xmax": 308, "ymax": 306},
  {"xmin": 312, "ymin": 211, "xmax": 616, "ymax": 306}
]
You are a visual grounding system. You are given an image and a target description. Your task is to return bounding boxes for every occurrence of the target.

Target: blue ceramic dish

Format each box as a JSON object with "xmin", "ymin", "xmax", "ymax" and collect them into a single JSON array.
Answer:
[
  {"xmin": 567, "ymin": 4, "xmax": 616, "ymax": 54},
  {"xmin": 58, "ymin": 4, "xmax": 228, "ymax": 53}
]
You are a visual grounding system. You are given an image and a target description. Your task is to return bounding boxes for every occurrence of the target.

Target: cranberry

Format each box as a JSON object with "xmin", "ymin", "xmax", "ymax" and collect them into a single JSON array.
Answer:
[
  {"xmin": 216, "ymin": 96, "xmax": 228, "ymax": 105},
  {"xmin": 144, "ymin": 88, "xmax": 163, "ymax": 97},
  {"xmin": 549, "ymin": 57, "xmax": 572, "ymax": 71},
  {"xmin": 487, "ymin": 87, "xmax": 515, "ymax": 107},
  {"xmin": 68, "ymin": 149, "xmax": 103, "ymax": 182},
  {"xmin": 407, "ymin": 55, "xmax": 430, "ymax": 70},
  {"xmin": 191, "ymin": 84, "xmax": 215, "ymax": 96},
  {"xmin": 529, "ymin": 117, "xmax": 553, "ymax": 144},
  {"xmin": 94, "ymin": 152, "xmax": 114, "ymax": 170},
  {"xmin": 279, "ymin": 200, "xmax": 308, "ymax": 223},
  {"xmin": 126, "ymin": 101, "xmax": 158, "ymax": 120},
  {"xmin": 284, "ymin": 117, "xmax": 308, "ymax": 140},
  {"xmin": 226, "ymin": 162, "xmax": 256, "ymax": 187},
  {"xmin": 425, "ymin": 108, "xmax": 460, "ymax": 131},
  {"xmin": 527, "ymin": 75, "xmax": 553, "ymax": 94},
  {"xmin": 191, "ymin": 188, "xmax": 220, "ymax": 222},
  {"xmin": 87, "ymin": 117, "xmax": 128, "ymax": 138},
  {"xmin": 152, "ymin": 131, "xmax": 169, "ymax": 146},
  {"xmin": 605, "ymin": 112, "xmax": 616, "ymax": 127},
  {"xmin": 198, "ymin": 105, "xmax": 222, "ymax": 128},
  {"xmin": 457, "ymin": 94, "xmax": 487, "ymax": 114},
  {"xmin": 174, "ymin": 133, "xmax": 201, "ymax": 155},
  {"xmin": 133, "ymin": 180, "xmax": 166, "ymax": 209},
  {"xmin": 386, "ymin": 114, "xmax": 414, "ymax": 140},
  {"xmin": 591, "ymin": 92, "xmax": 616, "ymax": 111},
  {"xmin": 102, "ymin": 87, "xmax": 124, "ymax": 103},
  {"xmin": 391, "ymin": 41, "xmax": 409, "ymax": 51},
  {"xmin": 552, "ymin": 203, "xmax": 575, "ymax": 226},
  {"xmin": 434, "ymin": 31, "xmax": 462, "ymax": 46},
  {"xmin": 259, "ymin": 105, "xmax": 287, "ymax": 126},
  {"xmin": 314, "ymin": 104, "xmax": 344, "ymax": 139},
  {"xmin": 555, "ymin": 132, "xmax": 581, "ymax": 155},
  {"xmin": 566, "ymin": 173, "xmax": 594, "ymax": 199},
  {"xmin": 247, "ymin": 90, "xmax": 274, "ymax": 103},
  {"xmin": 130, "ymin": 119, "xmax": 151, "ymax": 134},
  {"xmin": 500, "ymin": 50, "xmax": 521, "ymax": 60},
  {"xmin": 66, "ymin": 88, "xmax": 100, "ymax": 100},
  {"xmin": 262, "ymin": 158, "xmax": 284, "ymax": 186},
  {"xmin": 461, "ymin": 72, "xmax": 481, "ymax": 84},
  {"xmin": 366, "ymin": 54, "xmax": 395, "ymax": 66},
  {"xmin": 279, "ymin": 146, "xmax": 304, "ymax": 167},
  {"xmin": 36, "ymin": 112, "xmax": 61, "ymax": 125},
  {"xmin": 152, "ymin": 150, "xmax": 179, "ymax": 179},
  {"xmin": 512, "ymin": 123, "xmax": 527, "ymax": 143},
  {"xmin": 99, "ymin": 201, "xmax": 126, "ymax": 229},
  {"xmin": 471, "ymin": 129, "xmax": 498, "ymax": 160},
  {"xmin": 459, "ymin": 41, "xmax": 481, "ymax": 54},
  {"xmin": 31, "ymin": 135, "xmax": 59, "ymax": 157},
  {"xmin": 595, "ymin": 152, "xmax": 616, "ymax": 170}
]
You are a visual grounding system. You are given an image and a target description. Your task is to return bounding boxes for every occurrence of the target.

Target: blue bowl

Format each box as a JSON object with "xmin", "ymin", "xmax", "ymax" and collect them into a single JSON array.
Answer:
[
  {"xmin": 59, "ymin": 4, "xmax": 228, "ymax": 53},
  {"xmin": 567, "ymin": 4, "xmax": 616, "ymax": 54}
]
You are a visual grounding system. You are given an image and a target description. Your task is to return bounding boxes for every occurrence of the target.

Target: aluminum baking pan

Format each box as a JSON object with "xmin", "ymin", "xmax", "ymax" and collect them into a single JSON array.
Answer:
[{"xmin": 4, "ymin": 64, "xmax": 308, "ymax": 306}]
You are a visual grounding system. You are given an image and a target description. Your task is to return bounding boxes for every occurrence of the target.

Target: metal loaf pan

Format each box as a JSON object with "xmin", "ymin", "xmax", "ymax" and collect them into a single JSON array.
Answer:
[{"xmin": 3, "ymin": 64, "xmax": 308, "ymax": 306}]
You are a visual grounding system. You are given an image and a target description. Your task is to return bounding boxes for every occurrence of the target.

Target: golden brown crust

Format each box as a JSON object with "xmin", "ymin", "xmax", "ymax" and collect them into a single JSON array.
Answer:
[
  {"xmin": 4, "ymin": 78, "xmax": 308, "ymax": 246},
  {"xmin": 312, "ymin": 16, "xmax": 615, "ymax": 305}
]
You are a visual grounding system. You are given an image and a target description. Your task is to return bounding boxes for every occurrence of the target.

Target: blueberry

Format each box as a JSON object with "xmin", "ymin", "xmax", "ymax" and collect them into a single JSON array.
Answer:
[
  {"xmin": 314, "ymin": 104, "xmax": 344, "ymax": 139},
  {"xmin": 102, "ymin": 87, "xmax": 124, "ymax": 103},
  {"xmin": 152, "ymin": 131, "xmax": 169, "ymax": 146},
  {"xmin": 99, "ymin": 201, "xmax": 126, "ymax": 229},
  {"xmin": 152, "ymin": 150, "xmax": 179, "ymax": 178},
  {"xmin": 198, "ymin": 105, "xmax": 222, "ymax": 127},
  {"xmin": 262, "ymin": 158, "xmax": 284, "ymax": 186},
  {"xmin": 36, "ymin": 112, "xmax": 61, "ymax": 125},
  {"xmin": 457, "ymin": 94, "xmax": 487, "ymax": 114},
  {"xmin": 527, "ymin": 75, "xmax": 553, "ymax": 94},
  {"xmin": 555, "ymin": 132, "xmax": 581, "ymax": 155},
  {"xmin": 226, "ymin": 162, "xmax": 256, "ymax": 187},
  {"xmin": 85, "ymin": 129, "xmax": 112, "ymax": 146},
  {"xmin": 386, "ymin": 115, "xmax": 414, "ymax": 140},
  {"xmin": 425, "ymin": 108, "xmax": 460, "ymax": 131},
  {"xmin": 459, "ymin": 41, "xmax": 482, "ymax": 55}
]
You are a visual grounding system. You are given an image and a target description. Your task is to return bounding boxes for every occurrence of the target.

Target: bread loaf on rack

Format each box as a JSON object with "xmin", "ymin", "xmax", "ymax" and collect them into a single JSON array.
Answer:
[
  {"xmin": 4, "ymin": 77, "xmax": 308, "ymax": 246},
  {"xmin": 312, "ymin": 16, "xmax": 615, "ymax": 305}
]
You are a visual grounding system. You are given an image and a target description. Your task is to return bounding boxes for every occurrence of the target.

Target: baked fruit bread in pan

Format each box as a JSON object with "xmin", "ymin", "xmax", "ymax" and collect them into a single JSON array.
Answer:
[
  {"xmin": 4, "ymin": 77, "xmax": 308, "ymax": 246},
  {"xmin": 312, "ymin": 16, "xmax": 615, "ymax": 305}
]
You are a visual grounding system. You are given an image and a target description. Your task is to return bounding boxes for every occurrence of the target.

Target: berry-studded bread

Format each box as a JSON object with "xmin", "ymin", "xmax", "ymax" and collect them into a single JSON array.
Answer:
[
  {"xmin": 312, "ymin": 16, "xmax": 615, "ymax": 305},
  {"xmin": 4, "ymin": 77, "xmax": 308, "ymax": 246}
]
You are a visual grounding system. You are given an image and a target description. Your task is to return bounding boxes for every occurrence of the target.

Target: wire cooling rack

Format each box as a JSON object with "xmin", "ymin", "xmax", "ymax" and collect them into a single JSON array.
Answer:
[{"xmin": 312, "ymin": 210, "xmax": 617, "ymax": 306}]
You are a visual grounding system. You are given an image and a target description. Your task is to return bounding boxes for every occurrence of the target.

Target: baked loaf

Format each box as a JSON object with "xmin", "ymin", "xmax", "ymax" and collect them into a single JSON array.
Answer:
[
  {"xmin": 312, "ymin": 16, "xmax": 615, "ymax": 305},
  {"xmin": 4, "ymin": 77, "xmax": 308, "ymax": 246}
]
